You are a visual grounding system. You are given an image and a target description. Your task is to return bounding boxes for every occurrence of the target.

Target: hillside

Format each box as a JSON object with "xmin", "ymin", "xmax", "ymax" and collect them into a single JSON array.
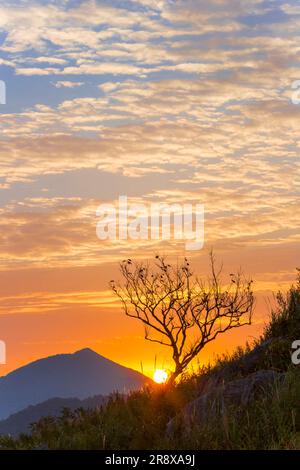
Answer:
[{"xmin": 0, "ymin": 395, "xmax": 107, "ymax": 436}]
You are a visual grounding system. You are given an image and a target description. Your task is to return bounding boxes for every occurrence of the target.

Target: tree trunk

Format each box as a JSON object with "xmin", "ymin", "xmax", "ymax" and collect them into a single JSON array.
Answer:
[{"xmin": 167, "ymin": 367, "xmax": 182, "ymax": 387}]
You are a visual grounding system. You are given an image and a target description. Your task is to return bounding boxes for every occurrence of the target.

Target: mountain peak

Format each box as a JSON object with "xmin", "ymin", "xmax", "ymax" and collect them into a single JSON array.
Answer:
[
  {"xmin": 0, "ymin": 349, "xmax": 149, "ymax": 421},
  {"xmin": 73, "ymin": 348, "xmax": 98, "ymax": 356}
]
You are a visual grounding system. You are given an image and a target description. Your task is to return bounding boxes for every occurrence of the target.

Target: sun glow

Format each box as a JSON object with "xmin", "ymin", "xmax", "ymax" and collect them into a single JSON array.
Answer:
[{"xmin": 153, "ymin": 369, "xmax": 168, "ymax": 384}]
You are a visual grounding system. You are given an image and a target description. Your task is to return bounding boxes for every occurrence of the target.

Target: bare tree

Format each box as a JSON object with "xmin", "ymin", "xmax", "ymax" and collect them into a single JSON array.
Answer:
[{"xmin": 111, "ymin": 254, "xmax": 254, "ymax": 385}]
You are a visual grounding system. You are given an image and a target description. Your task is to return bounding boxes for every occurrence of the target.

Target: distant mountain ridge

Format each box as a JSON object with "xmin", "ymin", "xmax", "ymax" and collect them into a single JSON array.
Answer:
[
  {"xmin": 0, "ymin": 394, "xmax": 107, "ymax": 436},
  {"xmin": 0, "ymin": 348, "xmax": 149, "ymax": 420}
]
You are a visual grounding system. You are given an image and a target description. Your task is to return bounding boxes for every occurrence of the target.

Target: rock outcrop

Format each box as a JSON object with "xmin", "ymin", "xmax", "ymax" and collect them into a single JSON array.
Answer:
[
  {"xmin": 195, "ymin": 338, "xmax": 289, "ymax": 397},
  {"xmin": 167, "ymin": 369, "xmax": 285, "ymax": 436}
]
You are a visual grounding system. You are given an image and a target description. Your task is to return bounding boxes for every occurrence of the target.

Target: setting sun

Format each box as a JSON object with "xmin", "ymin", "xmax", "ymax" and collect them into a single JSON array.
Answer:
[{"xmin": 153, "ymin": 369, "xmax": 168, "ymax": 384}]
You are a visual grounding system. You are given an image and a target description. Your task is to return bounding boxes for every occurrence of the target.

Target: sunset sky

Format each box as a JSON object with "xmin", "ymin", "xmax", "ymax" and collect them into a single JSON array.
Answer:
[{"xmin": 0, "ymin": 0, "xmax": 299, "ymax": 378}]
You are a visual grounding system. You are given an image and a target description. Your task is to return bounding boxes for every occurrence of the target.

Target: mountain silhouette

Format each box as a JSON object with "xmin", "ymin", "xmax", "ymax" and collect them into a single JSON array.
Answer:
[
  {"xmin": 0, "ymin": 348, "xmax": 149, "ymax": 420},
  {"xmin": 0, "ymin": 394, "xmax": 107, "ymax": 436}
]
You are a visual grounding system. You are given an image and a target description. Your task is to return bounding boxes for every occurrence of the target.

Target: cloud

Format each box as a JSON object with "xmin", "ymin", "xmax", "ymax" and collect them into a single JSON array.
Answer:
[
  {"xmin": 52, "ymin": 81, "xmax": 84, "ymax": 88},
  {"xmin": 1, "ymin": 0, "xmax": 296, "ymax": 79},
  {"xmin": 0, "ymin": 0, "xmax": 299, "ymax": 306}
]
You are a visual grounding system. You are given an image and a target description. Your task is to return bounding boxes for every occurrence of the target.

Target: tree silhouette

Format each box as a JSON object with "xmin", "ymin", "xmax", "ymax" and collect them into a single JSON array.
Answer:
[{"xmin": 111, "ymin": 253, "xmax": 254, "ymax": 385}]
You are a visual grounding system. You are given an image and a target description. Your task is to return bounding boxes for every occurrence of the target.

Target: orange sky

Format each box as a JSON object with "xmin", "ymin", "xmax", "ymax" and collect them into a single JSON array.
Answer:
[{"xmin": 0, "ymin": 247, "xmax": 296, "ymax": 378}]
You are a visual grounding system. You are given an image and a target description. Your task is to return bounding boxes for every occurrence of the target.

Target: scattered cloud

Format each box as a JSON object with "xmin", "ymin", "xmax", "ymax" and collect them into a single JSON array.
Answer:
[{"xmin": 52, "ymin": 80, "xmax": 84, "ymax": 88}]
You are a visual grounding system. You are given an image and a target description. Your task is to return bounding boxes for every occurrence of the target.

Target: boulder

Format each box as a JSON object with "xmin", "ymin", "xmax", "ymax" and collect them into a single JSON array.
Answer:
[
  {"xmin": 196, "ymin": 338, "xmax": 287, "ymax": 397},
  {"xmin": 167, "ymin": 369, "xmax": 285, "ymax": 436}
]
